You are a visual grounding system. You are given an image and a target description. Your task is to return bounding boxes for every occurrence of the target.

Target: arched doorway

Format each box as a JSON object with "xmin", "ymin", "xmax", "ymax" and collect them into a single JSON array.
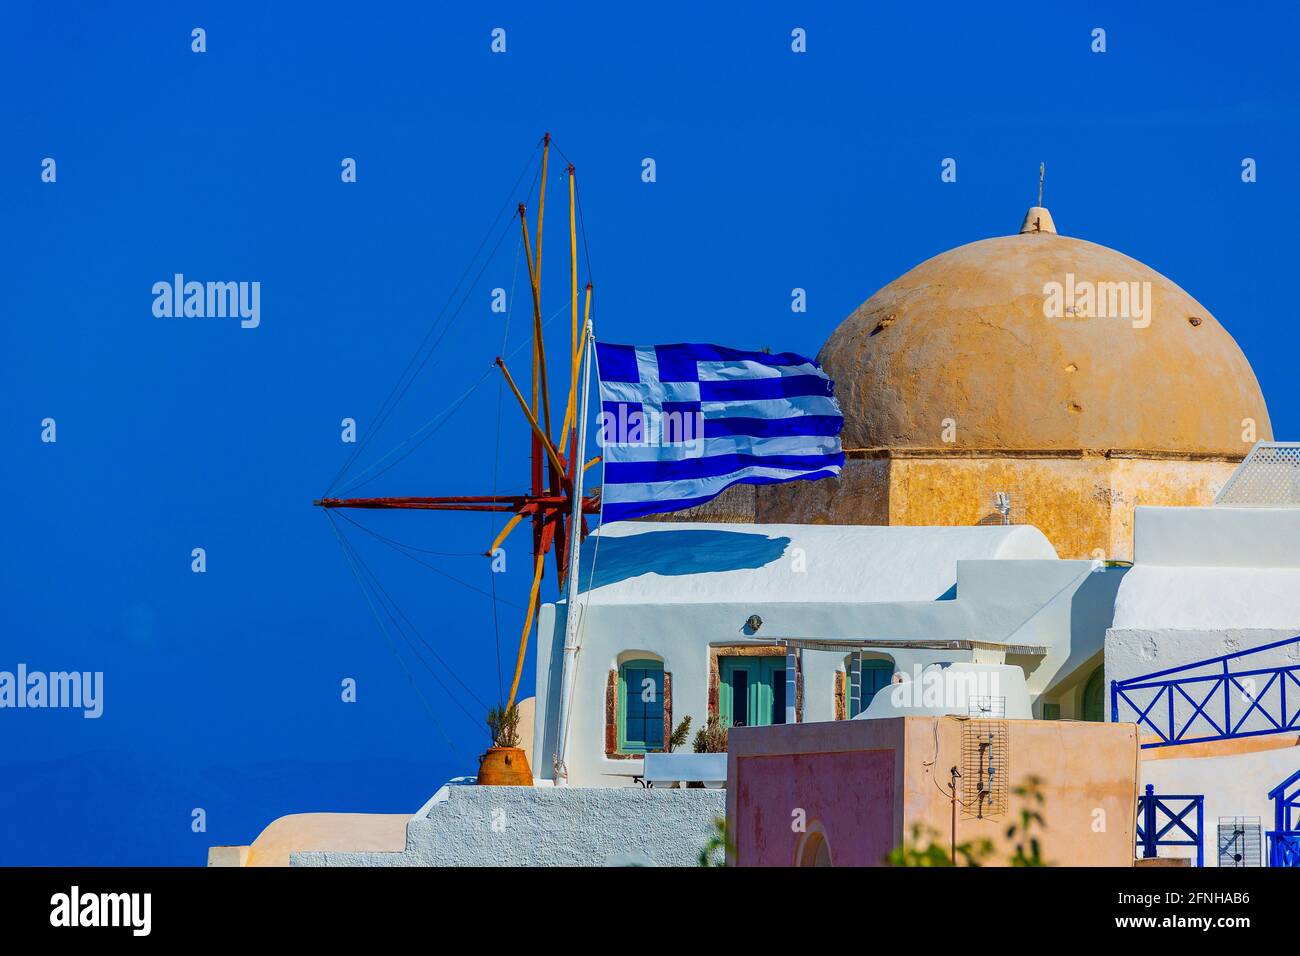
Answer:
[
  {"xmin": 1083, "ymin": 666, "xmax": 1105, "ymax": 722},
  {"xmin": 796, "ymin": 826, "xmax": 833, "ymax": 867}
]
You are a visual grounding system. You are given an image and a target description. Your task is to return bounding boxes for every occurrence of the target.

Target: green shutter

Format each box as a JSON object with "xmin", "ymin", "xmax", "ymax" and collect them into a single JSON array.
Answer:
[
  {"xmin": 720, "ymin": 657, "xmax": 788, "ymax": 728},
  {"xmin": 617, "ymin": 660, "xmax": 664, "ymax": 753}
]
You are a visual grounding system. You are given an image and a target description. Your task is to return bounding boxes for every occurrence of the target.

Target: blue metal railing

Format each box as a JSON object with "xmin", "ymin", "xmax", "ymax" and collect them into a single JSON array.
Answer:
[
  {"xmin": 1268, "ymin": 766, "xmax": 1300, "ymax": 831},
  {"xmin": 1266, "ymin": 767, "xmax": 1300, "ymax": 867},
  {"xmin": 1111, "ymin": 635, "xmax": 1300, "ymax": 748},
  {"xmin": 1136, "ymin": 784, "xmax": 1204, "ymax": 867},
  {"xmin": 1267, "ymin": 832, "xmax": 1300, "ymax": 867}
]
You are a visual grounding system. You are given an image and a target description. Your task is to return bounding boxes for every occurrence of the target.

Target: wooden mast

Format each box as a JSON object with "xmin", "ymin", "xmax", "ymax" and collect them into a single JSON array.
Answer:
[{"xmin": 315, "ymin": 133, "xmax": 597, "ymax": 724}]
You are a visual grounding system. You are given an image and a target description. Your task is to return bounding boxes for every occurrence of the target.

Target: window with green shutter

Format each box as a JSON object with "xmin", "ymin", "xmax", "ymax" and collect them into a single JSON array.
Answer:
[
  {"xmin": 719, "ymin": 656, "xmax": 788, "ymax": 728},
  {"xmin": 617, "ymin": 660, "xmax": 664, "ymax": 753}
]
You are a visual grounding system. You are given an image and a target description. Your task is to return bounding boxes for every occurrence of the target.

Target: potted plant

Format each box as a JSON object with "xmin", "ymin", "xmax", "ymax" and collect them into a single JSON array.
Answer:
[
  {"xmin": 478, "ymin": 703, "xmax": 532, "ymax": 786},
  {"xmin": 667, "ymin": 715, "xmax": 692, "ymax": 753},
  {"xmin": 692, "ymin": 715, "xmax": 728, "ymax": 754}
]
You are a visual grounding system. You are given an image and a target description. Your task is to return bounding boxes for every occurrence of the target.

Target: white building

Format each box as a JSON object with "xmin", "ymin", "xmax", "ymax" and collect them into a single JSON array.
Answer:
[
  {"xmin": 220, "ymin": 204, "xmax": 1300, "ymax": 866},
  {"xmin": 518, "ymin": 446, "xmax": 1300, "ymax": 867},
  {"xmin": 532, "ymin": 520, "xmax": 1122, "ymax": 787},
  {"xmin": 1107, "ymin": 445, "xmax": 1300, "ymax": 866}
]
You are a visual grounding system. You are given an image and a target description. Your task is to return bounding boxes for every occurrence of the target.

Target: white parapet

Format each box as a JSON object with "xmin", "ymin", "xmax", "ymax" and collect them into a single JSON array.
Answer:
[
  {"xmin": 642, "ymin": 752, "xmax": 727, "ymax": 788},
  {"xmin": 291, "ymin": 785, "xmax": 726, "ymax": 867}
]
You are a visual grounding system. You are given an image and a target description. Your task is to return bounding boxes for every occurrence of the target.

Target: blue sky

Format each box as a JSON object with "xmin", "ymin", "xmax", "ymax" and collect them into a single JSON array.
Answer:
[{"xmin": 2, "ymin": 1, "xmax": 1297, "ymax": 864}]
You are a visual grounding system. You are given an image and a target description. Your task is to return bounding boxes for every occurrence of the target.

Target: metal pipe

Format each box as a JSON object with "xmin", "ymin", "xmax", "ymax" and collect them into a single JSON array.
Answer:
[{"xmin": 554, "ymin": 321, "xmax": 594, "ymax": 784}]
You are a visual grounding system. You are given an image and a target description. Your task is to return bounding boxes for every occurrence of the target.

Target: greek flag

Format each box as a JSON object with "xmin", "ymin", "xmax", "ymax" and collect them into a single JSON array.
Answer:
[{"xmin": 594, "ymin": 342, "xmax": 844, "ymax": 522}]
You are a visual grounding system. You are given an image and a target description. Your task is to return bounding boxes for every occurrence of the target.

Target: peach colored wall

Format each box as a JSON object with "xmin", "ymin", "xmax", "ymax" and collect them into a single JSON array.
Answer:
[
  {"xmin": 209, "ymin": 812, "xmax": 410, "ymax": 867},
  {"xmin": 902, "ymin": 718, "xmax": 1138, "ymax": 867},
  {"xmin": 755, "ymin": 455, "xmax": 1238, "ymax": 561},
  {"xmin": 728, "ymin": 717, "xmax": 1138, "ymax": 867},
  {"xmin": 667, "ymin": 455, "xmax": 1240, "ymax": 561},
  {"xmin": 516, "ymin": 696, "xmax": 536, "ymax": 765}
]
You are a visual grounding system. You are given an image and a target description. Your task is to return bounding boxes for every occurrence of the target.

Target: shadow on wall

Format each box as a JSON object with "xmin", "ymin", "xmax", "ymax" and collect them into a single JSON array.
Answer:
[
  {"xmin": 1052, "ymin": 565, "xmax": 1128, "ymax": 714},
  {"xmin": 1070, "ymin": 565, "xmax": 1127, "ymax": 659},
  {"xmin": 583, "ymin": 530, "xmax": 793, "ymax": 589}
]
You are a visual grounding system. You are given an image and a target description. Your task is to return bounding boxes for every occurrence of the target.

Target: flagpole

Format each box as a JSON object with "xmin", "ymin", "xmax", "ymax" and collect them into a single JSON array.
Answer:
[{"xmin": 554, "ymin": 317, "xmax": 593, "ymax": 785}]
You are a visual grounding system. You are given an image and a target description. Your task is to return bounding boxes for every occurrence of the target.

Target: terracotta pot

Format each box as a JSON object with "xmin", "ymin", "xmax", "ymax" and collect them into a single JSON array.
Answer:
[{"xmin": 477, "ymin": 746, "xmax": 533, "ymax": 786}]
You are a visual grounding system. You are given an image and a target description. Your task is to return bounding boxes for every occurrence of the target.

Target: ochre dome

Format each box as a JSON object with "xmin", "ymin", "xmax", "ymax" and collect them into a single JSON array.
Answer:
[{"xmin": 821, "ymin": 219, "xmax": 1271, "ymax": 456}]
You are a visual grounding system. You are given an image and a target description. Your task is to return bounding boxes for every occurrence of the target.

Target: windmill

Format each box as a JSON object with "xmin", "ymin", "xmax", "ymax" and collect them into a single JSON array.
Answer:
[{"xmin": 314, "ymin": 134, "xmax": 600, "ymax": 782}]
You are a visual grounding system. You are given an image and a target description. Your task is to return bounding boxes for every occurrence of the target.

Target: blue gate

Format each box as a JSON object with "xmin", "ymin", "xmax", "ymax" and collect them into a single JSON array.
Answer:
[
  {"xmin": 1136, "ymin": 785, "xmax": 1204, "ymax": 867},
  {"xmin": 1267, "ymin": 767, "xmax": 1300, "ymax": 867},
  {"xmin": 1268, "ymin": 832, "xmax": 1300, "ymax": 867},
  {"xmin": 1112, "ymin": 635, "xmax": 1300, "ymax": 748}
]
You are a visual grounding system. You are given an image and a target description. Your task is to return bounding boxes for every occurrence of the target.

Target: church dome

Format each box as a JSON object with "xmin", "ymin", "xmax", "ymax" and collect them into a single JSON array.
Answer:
[{"xmin": 821, "ymin": 209, "xmax": 1271, "ymax": 456}]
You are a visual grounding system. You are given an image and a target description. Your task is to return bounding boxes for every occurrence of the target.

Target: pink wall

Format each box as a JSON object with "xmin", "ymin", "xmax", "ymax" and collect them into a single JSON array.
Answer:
[{"xmin": 734, "ymin": 750, "xmax": 897, "ymax": 866}]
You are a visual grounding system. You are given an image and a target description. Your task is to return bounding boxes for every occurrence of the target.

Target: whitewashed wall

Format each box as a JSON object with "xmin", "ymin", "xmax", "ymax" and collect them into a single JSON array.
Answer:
[
  {"xmin": 531, "ymin": 523, "xmax": 1115, "ymax": 786},
  {"xmin": 1105, "ymin": 506, "xmax": 1300, "ymax": 721},
  {"xmin": 1141, "ymin": 747, "xmax": 1299, "ymax": 866}
]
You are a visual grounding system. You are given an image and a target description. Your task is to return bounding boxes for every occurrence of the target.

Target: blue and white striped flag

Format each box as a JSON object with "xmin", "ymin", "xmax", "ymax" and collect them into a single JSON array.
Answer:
[{"xmin": 594, "ymin": 342, "xmax": 844, "ymax": 522}]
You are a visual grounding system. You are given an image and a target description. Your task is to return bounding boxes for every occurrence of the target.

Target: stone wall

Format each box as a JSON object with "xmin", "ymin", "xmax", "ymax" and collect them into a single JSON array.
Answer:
[
  {"xmin": 292, "ymin": 786, "xmax": 726, "ymax": 867},
  {"xmin": 755, "ymin": 453, "xmax": 1240, "ymax": 561}
]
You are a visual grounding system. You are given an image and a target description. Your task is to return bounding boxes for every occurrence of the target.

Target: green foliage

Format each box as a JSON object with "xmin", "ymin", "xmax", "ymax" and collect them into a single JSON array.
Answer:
[
  {"xmin": 887, "ymin": 775, "xmax": 1051, "ymax": 867},
  {"xmin": 886, "ymin": 823, "xmax": 992, "ymax": 867},
  {"xmin": 698, "ymin": 817, "xmax": 733, "ymax": 867},
  {"xmin": 486, "ymin": 703, "xmax": 520, "ymax": 748},
  {"xmin": 1006, "ymin": 775, "xmax": 1050, "ymax": 867},
  {"xmin": 667, "ymin": 715, "xmax": 692, "ymax": 753},
  {"xmin": 692, "ymin": 715, "xmax": 728, "ymax": 754}
]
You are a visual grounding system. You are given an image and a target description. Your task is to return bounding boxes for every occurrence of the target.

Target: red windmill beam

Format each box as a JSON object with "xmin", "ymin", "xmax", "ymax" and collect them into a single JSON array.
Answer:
[
  {"xmin": 319, "ymin": 134, "xmax": 598, "ymax": 716},
  {"xmin": 314, "ymin": 494, "xmax": 599, "ymax": 514}
]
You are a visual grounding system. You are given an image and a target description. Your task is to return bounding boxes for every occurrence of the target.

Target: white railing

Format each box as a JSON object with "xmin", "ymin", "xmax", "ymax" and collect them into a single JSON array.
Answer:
[{"xmin": 1215, "ymin": 442, "xmax": 1300, "ymax": 507}]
